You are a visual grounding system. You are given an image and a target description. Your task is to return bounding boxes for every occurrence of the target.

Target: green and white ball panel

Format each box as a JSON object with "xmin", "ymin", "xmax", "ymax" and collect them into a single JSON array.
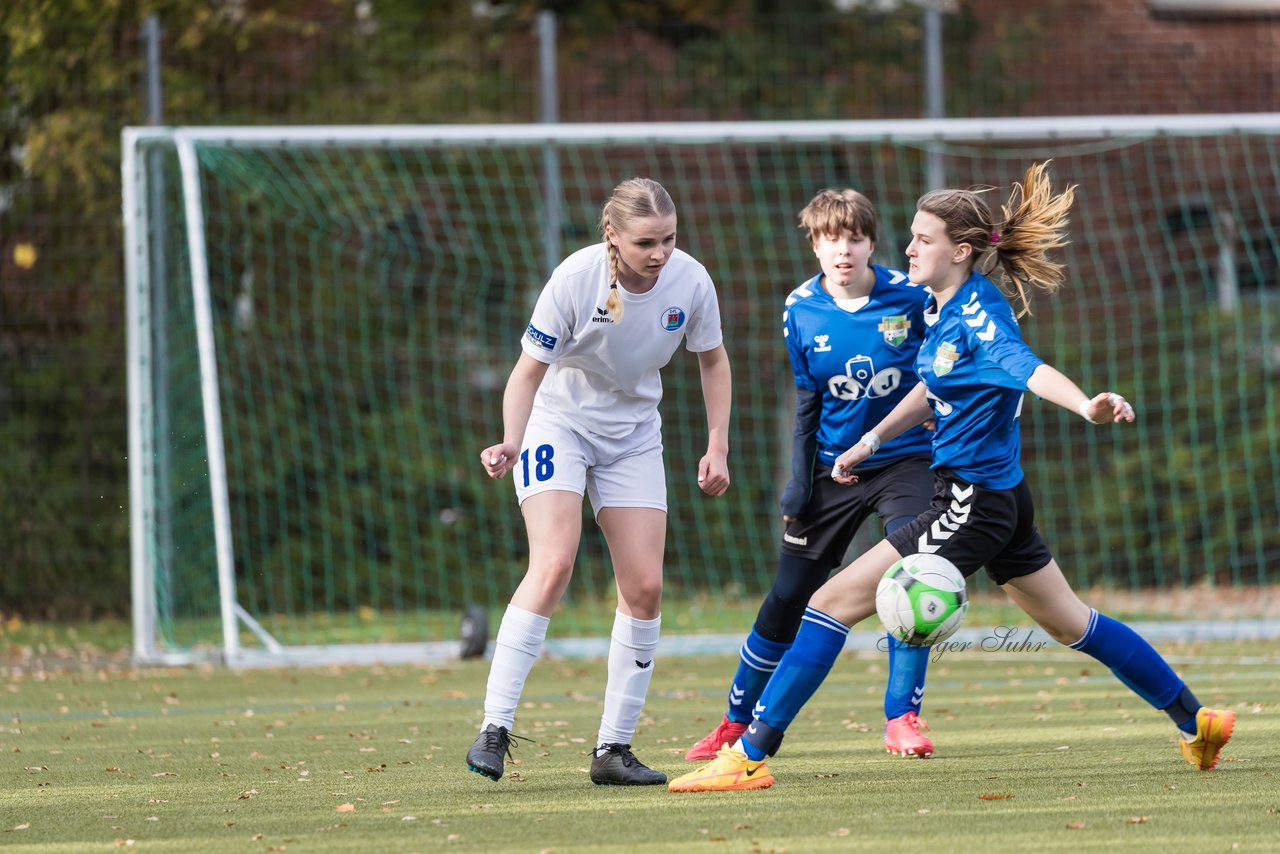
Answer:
[{"xmin": 875, "ymin": 553, "xmax": 969, "ymax": 646}]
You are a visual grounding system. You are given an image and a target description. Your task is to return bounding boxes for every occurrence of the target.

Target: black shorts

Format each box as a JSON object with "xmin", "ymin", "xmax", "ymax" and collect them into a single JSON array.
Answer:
[
  {"xmin": 886, "ymin": 470, "xmax": 1053, "ymax": 585},
  {"xmin": 781, "ymin": 454, "xmax": 933, "ymax": 566}
]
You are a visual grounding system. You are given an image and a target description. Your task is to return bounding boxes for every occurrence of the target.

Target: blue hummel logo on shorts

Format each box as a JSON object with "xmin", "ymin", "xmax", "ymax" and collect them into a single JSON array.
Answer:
[{"xmin": 525, "ymin": 323, "xmax": 558, "ymax": 350}]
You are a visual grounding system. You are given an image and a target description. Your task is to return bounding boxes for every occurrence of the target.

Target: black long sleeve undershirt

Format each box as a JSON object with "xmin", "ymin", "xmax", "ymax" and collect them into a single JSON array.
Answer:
[{"xmin": 778, "ymin": 387, "xmax": 822, "ymax": 518}]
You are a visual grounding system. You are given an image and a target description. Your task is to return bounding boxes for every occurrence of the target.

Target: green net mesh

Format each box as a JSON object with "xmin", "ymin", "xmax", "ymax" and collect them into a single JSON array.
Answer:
[{"xmin": 128, "ymin": 124, "xmax": 1280, "ymax": 653}]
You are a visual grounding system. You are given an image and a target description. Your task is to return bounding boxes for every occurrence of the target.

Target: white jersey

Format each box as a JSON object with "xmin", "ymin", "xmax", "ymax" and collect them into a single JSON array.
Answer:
[{"xmin": 520, "ymin": 243, "xmax": 723, "ymax": 439}]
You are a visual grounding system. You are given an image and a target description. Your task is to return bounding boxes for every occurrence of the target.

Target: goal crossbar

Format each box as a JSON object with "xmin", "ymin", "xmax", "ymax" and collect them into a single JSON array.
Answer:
[{"xmin": 125, "ymin": 113, "xmax": 1280, "ymax": 149}]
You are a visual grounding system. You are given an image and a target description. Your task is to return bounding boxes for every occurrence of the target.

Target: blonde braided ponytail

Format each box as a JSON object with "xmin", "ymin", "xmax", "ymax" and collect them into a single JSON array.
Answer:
[{"xmin": 602, "ymin": 208, "xmax": 625, "ymax": 323}]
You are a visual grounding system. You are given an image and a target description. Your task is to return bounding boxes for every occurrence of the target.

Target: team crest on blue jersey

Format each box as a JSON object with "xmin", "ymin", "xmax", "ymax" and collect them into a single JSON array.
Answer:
[
  {"xmin": 878, "ymin": 315, "xmax": 909, "ymax": 348},
  {"xmin": 933, "ymin": 341, "xmax": 959, "ymax": 376},
  {"xmin": 660, "ymin": 306, "xmax": 686, "ymax": 331}
]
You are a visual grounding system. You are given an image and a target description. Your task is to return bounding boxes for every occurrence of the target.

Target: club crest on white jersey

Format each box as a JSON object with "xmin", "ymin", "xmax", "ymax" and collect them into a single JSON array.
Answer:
[{"xmin": 660, "ymin": 306, "xmax": 686, "ymax": 331}]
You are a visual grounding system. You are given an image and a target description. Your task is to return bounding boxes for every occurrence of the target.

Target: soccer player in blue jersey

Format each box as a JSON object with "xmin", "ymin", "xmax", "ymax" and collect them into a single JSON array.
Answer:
[
  {"xmin": 467, "ymin": 178, "xmax": 732, "ymax": 787},
  {"xmin": 683, "ymin": 189, "xmax": 940, "ymax": 763},
  {"xmin": 670, "ymin": 163, "xmax": 1234, "ymax": 792}
]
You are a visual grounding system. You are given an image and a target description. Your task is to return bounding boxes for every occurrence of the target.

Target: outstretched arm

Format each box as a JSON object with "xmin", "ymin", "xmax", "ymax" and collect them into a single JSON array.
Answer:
[
  {"xmin": 832, "ymin": 383, "xmax": 933, "ymax": 481},
  {"xmin": 1026, "ymin": 363, "xmax": 1136, "ymax": 424},
  {"xmin": 696, "ymin": 344, "xmax": 732, "ymax": 496},
  {"xmin": 479, "ymin": 352, "xmax": 550, "ymax": 479}
]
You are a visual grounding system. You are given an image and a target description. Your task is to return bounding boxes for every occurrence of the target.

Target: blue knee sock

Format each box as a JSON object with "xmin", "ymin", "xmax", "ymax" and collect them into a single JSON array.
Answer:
[
  {"xmin": 726, "ymin": 629, "xmax": 791, "ymax": 724},
  {"xmin": 884, "ymin": 636, "xmax": 929, "ymax": 719},
  {"xmin": 741, "ymin": 607, "xmax": 848, "ymax": 761},
  {"xmin": 1070, "ymin": 609, "xmax": 1197, "ymax": 734},
  {"xmin": 881, "ymin": 514, "xmax": 929, "ymax": 720}
]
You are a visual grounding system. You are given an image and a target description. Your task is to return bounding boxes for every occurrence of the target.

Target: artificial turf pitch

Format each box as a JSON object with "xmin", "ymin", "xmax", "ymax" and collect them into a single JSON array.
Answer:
[{"xmin": 1, "ymin": 639, "xmax": 1276, "ymax": 852}]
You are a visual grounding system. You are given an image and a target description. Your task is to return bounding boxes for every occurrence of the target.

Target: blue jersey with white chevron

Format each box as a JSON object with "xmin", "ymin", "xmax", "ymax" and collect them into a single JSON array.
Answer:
[
  {"xmin": 783, "ymin": 265, "xmax": 932, "ymax": 468},
  {"xmin": 917, "ymin": 271, "xmax": 1045, "ymax": 489}
]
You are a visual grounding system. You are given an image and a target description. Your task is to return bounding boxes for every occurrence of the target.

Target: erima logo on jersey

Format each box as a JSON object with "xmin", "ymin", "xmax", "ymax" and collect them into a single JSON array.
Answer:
[
  {"xmin": 783, "ymin": 532, "xmax": 808, "ymax": 546},
  {"xmin": 660, "ymin": 306, "xmax": 686, "ymax": 331},
  {"xmin": 525, "ymin": 323, "xmax": 557, "ymax": 350},
  {"xmin": 813, "ymin": 334, "xmax": 831, "ymax": 352},
  {"xmin": 592, "ymin": 306, "xmax": 614, "ymax": 324}
]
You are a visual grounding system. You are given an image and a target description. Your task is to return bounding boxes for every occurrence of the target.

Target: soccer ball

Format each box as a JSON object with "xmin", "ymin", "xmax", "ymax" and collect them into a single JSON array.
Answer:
[{"xmin": 875, "ymin": 553, "xmax": 968, "ymax": 646}]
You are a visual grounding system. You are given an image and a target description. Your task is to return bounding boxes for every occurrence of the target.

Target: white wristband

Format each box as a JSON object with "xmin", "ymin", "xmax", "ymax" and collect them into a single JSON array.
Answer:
[
  {"xmin": 858, "ymin": 431, "xmax": 882, "ymax": 454},
  {"xmin": 1077, "ymin": 399, "xmax": 1100, "ymax": 424}
]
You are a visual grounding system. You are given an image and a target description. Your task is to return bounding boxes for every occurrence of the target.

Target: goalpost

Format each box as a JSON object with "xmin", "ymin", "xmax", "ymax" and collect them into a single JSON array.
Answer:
[{"xmin": 123, "ymin": 115, "xmax": 1280, "ymax": 667}]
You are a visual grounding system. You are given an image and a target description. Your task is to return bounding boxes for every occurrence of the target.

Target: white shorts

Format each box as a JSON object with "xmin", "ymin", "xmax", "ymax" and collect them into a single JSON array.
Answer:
[{"xmin": 513, "ymin": 410, "xmax": 667, "ymax": 516}]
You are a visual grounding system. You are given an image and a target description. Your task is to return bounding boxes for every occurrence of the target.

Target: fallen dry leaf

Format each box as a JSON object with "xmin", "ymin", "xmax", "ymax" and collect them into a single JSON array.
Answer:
[
  {"xmin": 335, "ymin": 803, "xmax": 355, "ymax": 813},
  {"xmin": 978, "ymin": 793, "xmax": 1014, "ymax": 800},
  {"xmin": 1067, "ymin": 820, "xmax": 1086, "ymax": 830},
  {"xmin": 1125, "ymin": 816, "xmax": 1151, "ymax": 824}
]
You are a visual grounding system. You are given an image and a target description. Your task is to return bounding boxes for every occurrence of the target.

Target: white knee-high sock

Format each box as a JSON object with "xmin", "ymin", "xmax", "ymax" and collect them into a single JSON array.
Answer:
[
  {"xmin": 597, "ymin": 611, "xmax": 661, "ymax": 747},
  {"xmin": 481, "ymin": 604, "xmax": 550, "ymax": 731}
]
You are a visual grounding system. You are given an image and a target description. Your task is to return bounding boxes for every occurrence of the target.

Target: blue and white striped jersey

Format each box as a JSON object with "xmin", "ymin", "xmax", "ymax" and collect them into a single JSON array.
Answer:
[
  {"xmin": 783, "ymin": 265, "xmax": 932, "ymax": 469},
  {"xmin": 917, "ymin": 271, "xmax": 1045, "ymax": 489}
]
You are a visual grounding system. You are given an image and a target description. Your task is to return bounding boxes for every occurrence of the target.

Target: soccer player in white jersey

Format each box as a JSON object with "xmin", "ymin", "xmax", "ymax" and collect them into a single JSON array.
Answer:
[
  {"xmin": 671, "ymin": 163, "xmax": 1234, "ymax": 792},
  {"xmin": 683, "ymin": 189, "xmax": 940, "ymax": 764},
  {"xmin": 466, "ymin": 177, "xmax": 732, "ymax": 786}
]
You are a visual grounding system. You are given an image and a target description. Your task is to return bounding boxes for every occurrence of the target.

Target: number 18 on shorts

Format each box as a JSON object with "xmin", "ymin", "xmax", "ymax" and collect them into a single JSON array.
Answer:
[{"xmin": 513, "ymin": 412, "xmax": 668, "ymax": 515}]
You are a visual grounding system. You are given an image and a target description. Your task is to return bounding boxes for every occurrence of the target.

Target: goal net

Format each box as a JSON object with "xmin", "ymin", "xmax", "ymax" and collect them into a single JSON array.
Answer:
[{"xmin": 123, "ymin": 116, "xmax": 1280, "ymax": 666}]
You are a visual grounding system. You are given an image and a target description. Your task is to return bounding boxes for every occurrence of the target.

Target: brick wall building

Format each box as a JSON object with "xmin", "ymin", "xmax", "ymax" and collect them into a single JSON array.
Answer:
[{"xmin": 964, "ymin": 0, "xmax": 1279, "ymax": 115}]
